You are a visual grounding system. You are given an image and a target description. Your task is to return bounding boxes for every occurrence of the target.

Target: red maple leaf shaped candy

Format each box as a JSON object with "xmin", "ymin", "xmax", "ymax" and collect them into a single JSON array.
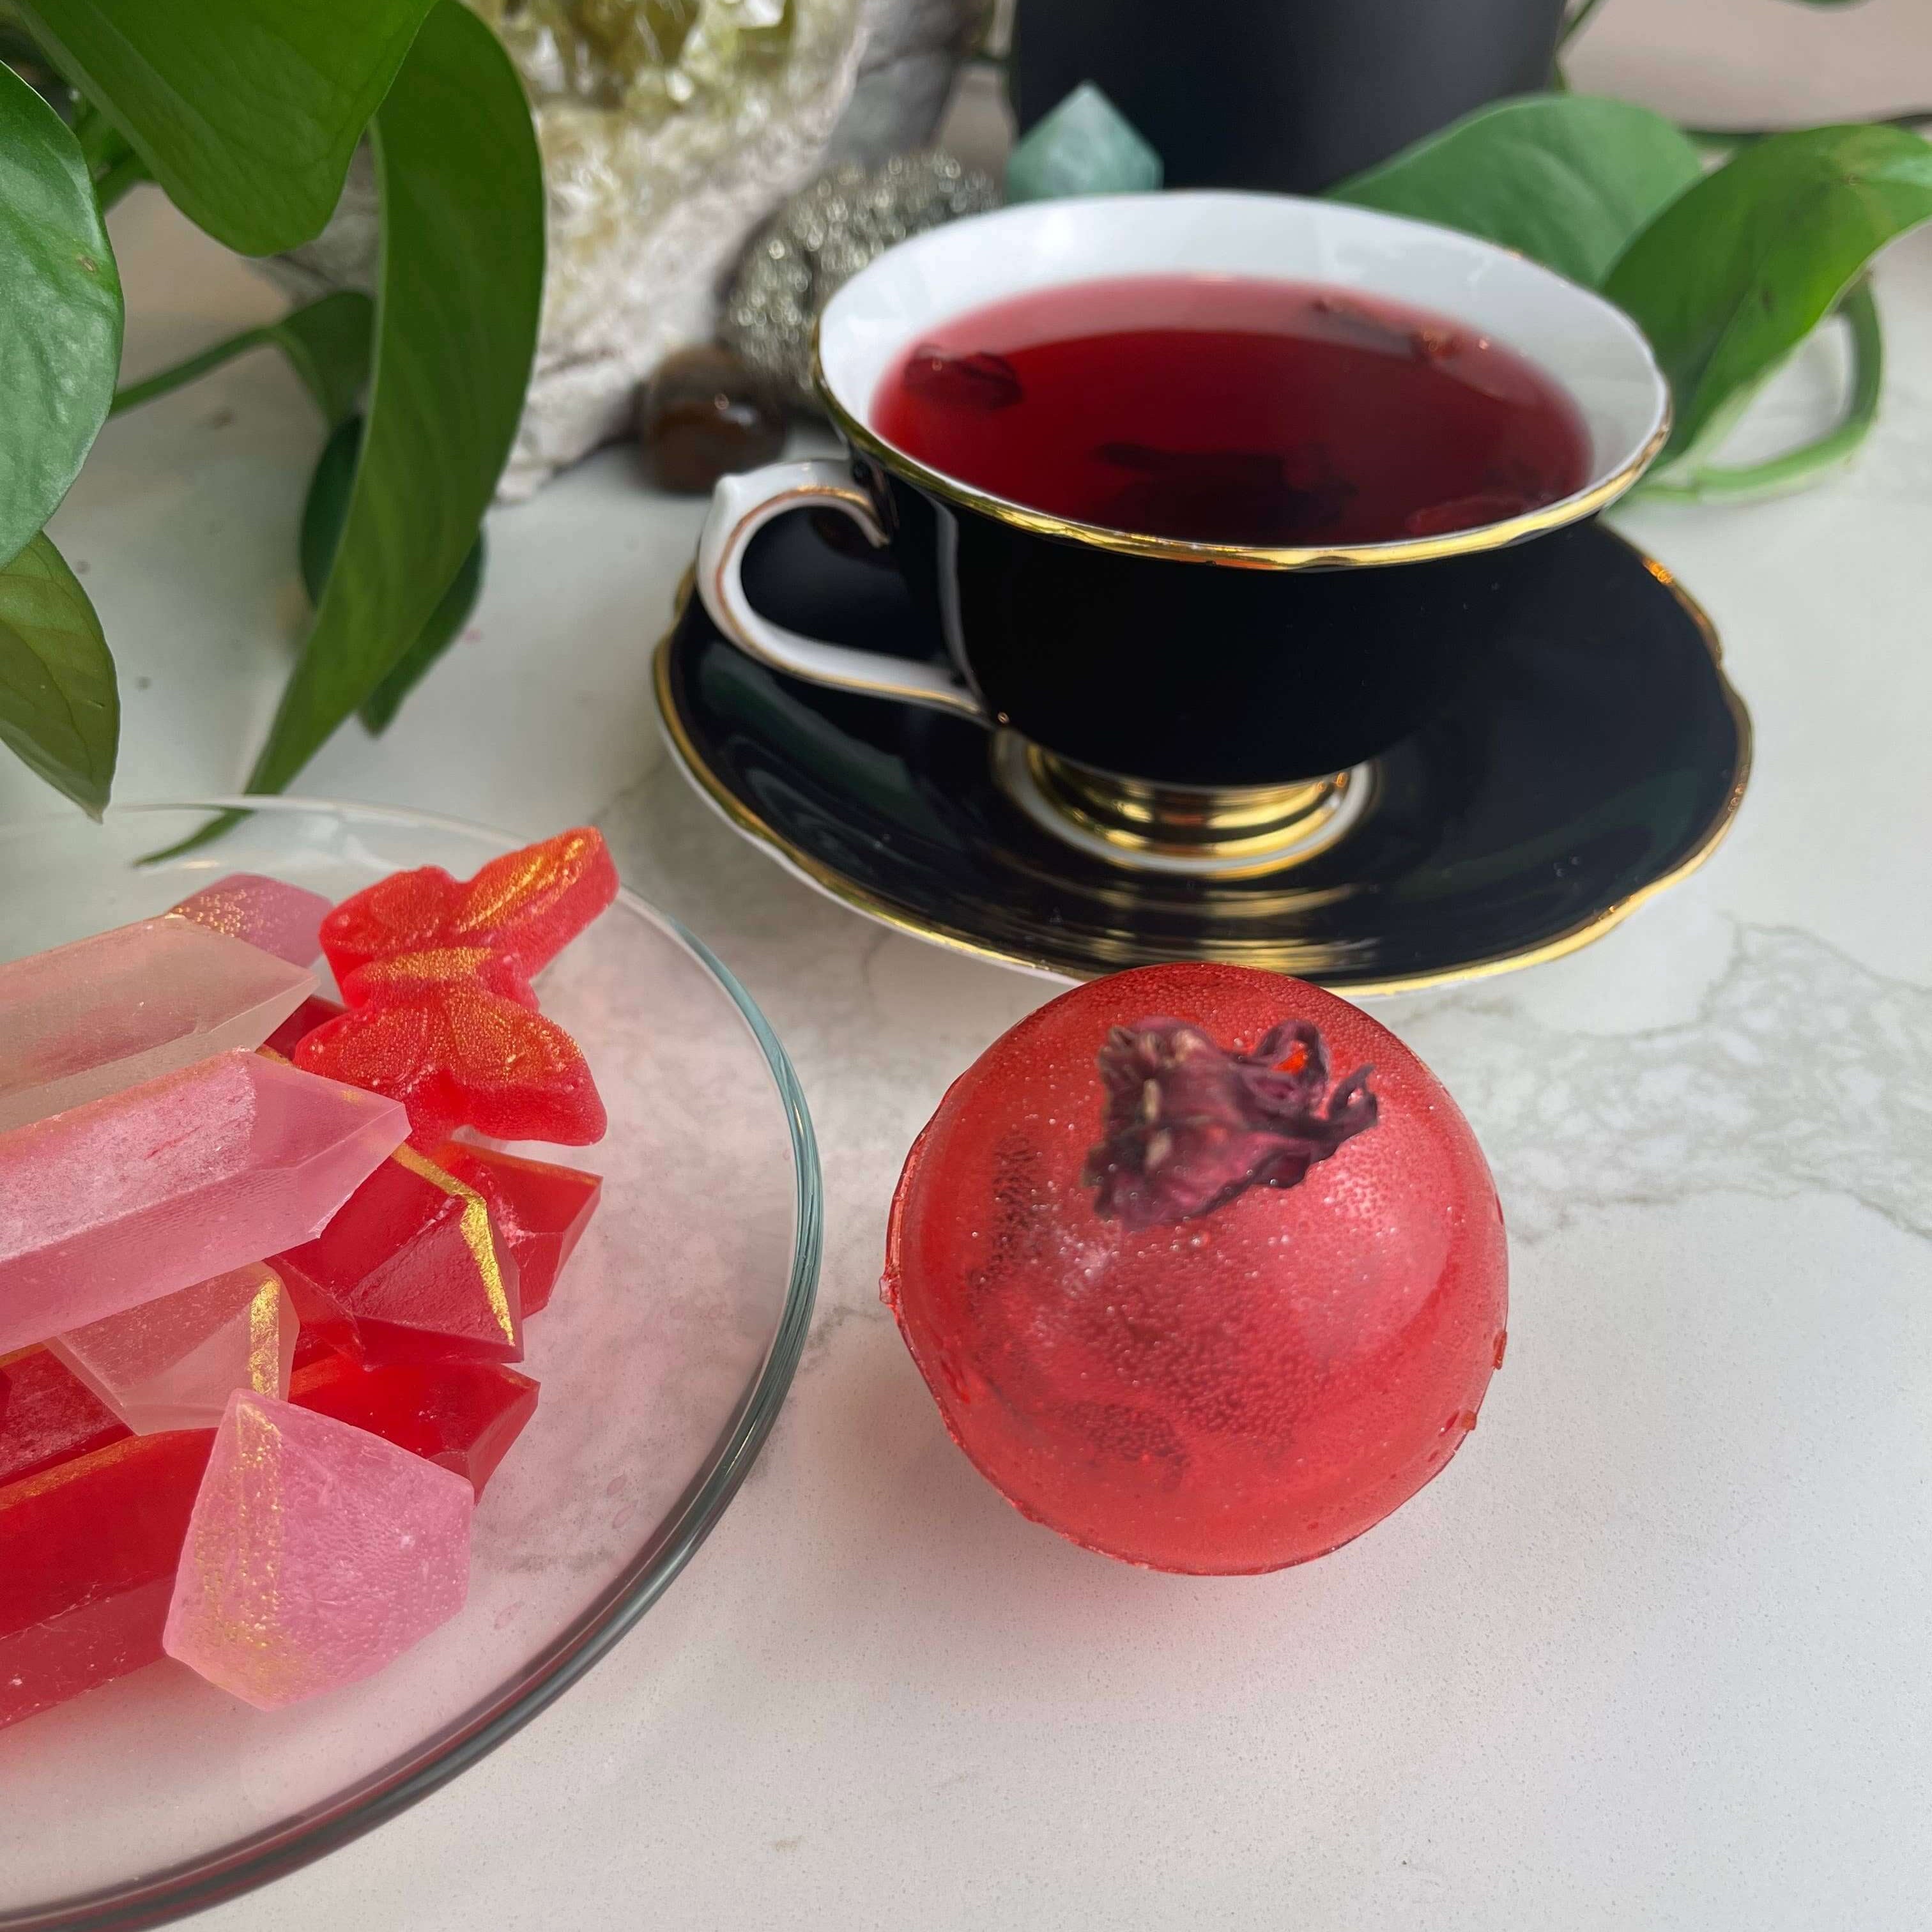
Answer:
[{"xmin": 319, "ymin": 829, "xmax": 618, "ymax": 983}]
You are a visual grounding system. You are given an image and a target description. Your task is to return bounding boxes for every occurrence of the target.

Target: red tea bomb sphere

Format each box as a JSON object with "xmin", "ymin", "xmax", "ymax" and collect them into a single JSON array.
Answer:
[{"xmin": 882, "ymin": 963, "xmax": 1506, "ymax": 1574}]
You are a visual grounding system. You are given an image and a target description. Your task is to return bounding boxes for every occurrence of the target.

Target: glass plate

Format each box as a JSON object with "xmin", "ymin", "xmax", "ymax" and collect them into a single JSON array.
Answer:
[{"xmin": 0, "ymin": 799, "xmax": 822, "ymax": 1930}]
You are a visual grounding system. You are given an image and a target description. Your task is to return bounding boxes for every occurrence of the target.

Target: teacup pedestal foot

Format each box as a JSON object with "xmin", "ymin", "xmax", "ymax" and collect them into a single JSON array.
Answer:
[{"xmin": 992, "ymin": 736, "xmax": 1375, "ymax": 878}]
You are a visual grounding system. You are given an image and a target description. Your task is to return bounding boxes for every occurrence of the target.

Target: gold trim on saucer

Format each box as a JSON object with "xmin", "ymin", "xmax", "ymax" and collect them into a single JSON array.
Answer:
[
  {"xmin": 813, "ymin": 339, "xmax": 1672, "ymax": 573},
  {"xmin": 652, "ymin": 545, "xmax": 1752, "ymax": 993}
]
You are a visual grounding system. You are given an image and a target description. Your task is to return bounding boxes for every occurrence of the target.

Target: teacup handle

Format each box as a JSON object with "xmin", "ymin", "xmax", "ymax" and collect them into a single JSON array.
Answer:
[{"xmin": 697, "ymin": 459, "xmax": 987, "ymax": 721}]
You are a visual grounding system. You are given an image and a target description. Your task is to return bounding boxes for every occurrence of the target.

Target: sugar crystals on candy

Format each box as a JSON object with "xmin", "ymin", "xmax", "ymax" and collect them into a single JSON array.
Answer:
[
  {"xmin": 0, "ymin": 1345, "xmax": 128, "ymax": 1488},
  {"xmin": 318, "ymin": 828, "xmax": 618, "ymax": 982},
  {"xmin": 167, "ymin": 873, "xmax": 332, "ymax": 969},
  {"xmin": 292, "ymin": 832, "xmax": 617, "ymax": 1148},
  {"xmin": 295, "ymin": 958, "xmax": 605, "ymax": 1147}
]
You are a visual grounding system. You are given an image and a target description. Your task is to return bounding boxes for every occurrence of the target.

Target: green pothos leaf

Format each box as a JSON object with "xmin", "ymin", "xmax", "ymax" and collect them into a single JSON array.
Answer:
[
  {"xmin": 1605, "ymin": 123, "xmax": 1932, "ymax": 463},
  {"xmin": 241, "ymin": 0, "xmax": 539, "ymax": 795},
  {"xmin": 17, "ymin": 0, "xmax": 440, "ymax": 254},
  {"xmin": 1330, "ymin": 93, "xmax": 1703, "ymax": 289},
  {"xmin": 0, "ymin": 57, "xmax": 121, "ymax": 567},
  {"xmin": 299, "ymin": 414, "xmax": 484, "ymax": 733},
  {"xmin": 0, "ymin": 530, "xmax": 118, "ymax": 816}
]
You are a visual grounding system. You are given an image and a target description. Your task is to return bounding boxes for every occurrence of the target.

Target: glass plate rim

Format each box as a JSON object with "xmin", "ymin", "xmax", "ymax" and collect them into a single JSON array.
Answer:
[{"xmin": 0, "ymin": 796, "xmax": 824, "ymax": 1932}]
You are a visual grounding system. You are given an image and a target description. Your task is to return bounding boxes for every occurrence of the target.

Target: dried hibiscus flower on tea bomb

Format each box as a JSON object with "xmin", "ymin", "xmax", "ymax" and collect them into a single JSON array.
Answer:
[
  {"xmin": 882, "ymin": 963, "xmax": 1507, "ymax": 1575},
  {"xmin": 1082, "ymin": 1016, "xmax": 1377, "ymax": 1229}
]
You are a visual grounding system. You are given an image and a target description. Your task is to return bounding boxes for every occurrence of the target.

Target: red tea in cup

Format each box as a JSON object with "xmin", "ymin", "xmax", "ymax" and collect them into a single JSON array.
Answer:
[{"xmin": 873, "ymin": 275, "xmax": 1591, "ymax": 547}]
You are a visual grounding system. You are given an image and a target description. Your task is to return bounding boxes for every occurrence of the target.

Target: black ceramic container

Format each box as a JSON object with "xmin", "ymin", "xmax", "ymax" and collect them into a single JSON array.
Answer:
[{"xmin": 1013, "ymin": 0, "xmax": 1570, "ymax": 194}]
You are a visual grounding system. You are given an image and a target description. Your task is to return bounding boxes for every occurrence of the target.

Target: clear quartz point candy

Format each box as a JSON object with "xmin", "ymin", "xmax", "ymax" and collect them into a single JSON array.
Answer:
[
  {"xmin": 50, "ymin": 1262, "xmax": 296, "ymax": 1434},
  {"xmin": 0, "ymin": 1052, "xmax": 408, "ymax": 1354},
  {"xmin": 0, "ymin": 917, "xmax": 316, "ymax": 1131}
]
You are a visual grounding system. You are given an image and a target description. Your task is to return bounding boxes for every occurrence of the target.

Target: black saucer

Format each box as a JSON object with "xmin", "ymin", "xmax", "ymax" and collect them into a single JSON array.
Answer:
[{"xmin": 656, "ymin": 510, "xmax": 1751, "ymax": 990}]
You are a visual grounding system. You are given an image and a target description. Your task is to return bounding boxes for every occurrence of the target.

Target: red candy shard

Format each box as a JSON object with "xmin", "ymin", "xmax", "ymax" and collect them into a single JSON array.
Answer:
[
  {"xmin": 294, "ymin": 980, "xmax": 606, "ymax": 1147},
  {"xmin": 288, "ymin": 1351, "xmax": 538, "ymax": 1496},
  {"xmin": 1, "ymin": 1429, "xmax": 215, "ymax": 1731},
  {"xmin": 263, "ymin": 992, "xmax": 346, "ymax": 1059},
  {"xmin": 431, "ymin": 1142, "xmax": 601, "ymax": 1316},
  {"xmin": 291, "ymin": 1326, "xmax": 342, "ymax": 1372},
  {"xmin": 319, "ymin": 829, "xmax": 617, "ymax": 983},
  {"xmin": 0, "ymin": 1344, "xmax": 130, "ymax": 1489},
  {"xmin": 275, "ymin": 1146, "xmax": 523, "ymax": 1367},
  {"xmin": 882, "ymin": 963, "xmax": 1508, "ymax": 1576}
]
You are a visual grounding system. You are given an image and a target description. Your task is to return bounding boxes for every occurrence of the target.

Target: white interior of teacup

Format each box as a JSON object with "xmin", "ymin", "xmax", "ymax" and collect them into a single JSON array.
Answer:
[{"xmin": 818, "ymin": 192, "xmax": 1669, "ymax": 541}]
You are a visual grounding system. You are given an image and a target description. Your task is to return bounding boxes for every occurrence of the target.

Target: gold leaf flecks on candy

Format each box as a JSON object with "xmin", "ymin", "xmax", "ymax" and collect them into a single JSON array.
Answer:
[
  {"xmin": 247, "ymin": 1265, "xmax": 291, "ymax": 1397},
  {"xmin": 393, "ymin": 1145, "xmax": 517, "ymax": 1347},
  {"xmin": 164, "ymin": 885, "xmax": 252, "ymax": 941},
  {"xmin": 188, "ymin": 1397, "xmax": 305, "ymax": 1705}
]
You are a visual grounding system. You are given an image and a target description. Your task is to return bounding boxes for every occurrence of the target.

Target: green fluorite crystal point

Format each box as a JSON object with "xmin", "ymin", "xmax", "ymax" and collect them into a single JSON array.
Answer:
[{"xmin": 1006, "ymin": 83, "xmax": 1163, "ymax": 204}]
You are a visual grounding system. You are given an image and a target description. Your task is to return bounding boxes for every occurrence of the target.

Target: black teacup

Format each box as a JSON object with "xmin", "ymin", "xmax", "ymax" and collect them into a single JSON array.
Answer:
[{"xmin": 697, "ymin": 194, "xmax": 1667, "ymax": 851}]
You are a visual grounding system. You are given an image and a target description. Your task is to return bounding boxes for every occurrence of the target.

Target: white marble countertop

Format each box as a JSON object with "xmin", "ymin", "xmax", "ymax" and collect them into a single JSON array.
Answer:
[{"xmin": 4, "ymin": 6, "xmax": 1929, "ymax": 1925}]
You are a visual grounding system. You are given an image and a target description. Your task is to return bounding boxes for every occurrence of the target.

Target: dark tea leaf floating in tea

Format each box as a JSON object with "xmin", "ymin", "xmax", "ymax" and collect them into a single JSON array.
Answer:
[
  {"xmin": 1312, "ymin": 293, "xmax": 1460, "ymax": 365},
  {"xmin": 900, "ymin": 345, "xmax": 1023, "ymax": 412}
]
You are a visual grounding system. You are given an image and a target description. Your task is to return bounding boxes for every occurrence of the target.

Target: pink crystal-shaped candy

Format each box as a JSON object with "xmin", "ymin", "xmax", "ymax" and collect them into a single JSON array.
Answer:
[
  {"xmin": 167, "ymin": 874, "xmax": 332, "ymax": 969},
  {"xmin": 0, "ymin": 917, "xmax": 317, "ymax": 1131},
  {"xmin": 0, "ymin": 1052, "xmax": 408, "ymax": 1354},
  {"xmin": 50, "ymin": 1262, "xmax": 296, "ymax": 1434},
  {"xmin": 163, "ymin": 1391, "xmax": 472, "ymax": 1709}
]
